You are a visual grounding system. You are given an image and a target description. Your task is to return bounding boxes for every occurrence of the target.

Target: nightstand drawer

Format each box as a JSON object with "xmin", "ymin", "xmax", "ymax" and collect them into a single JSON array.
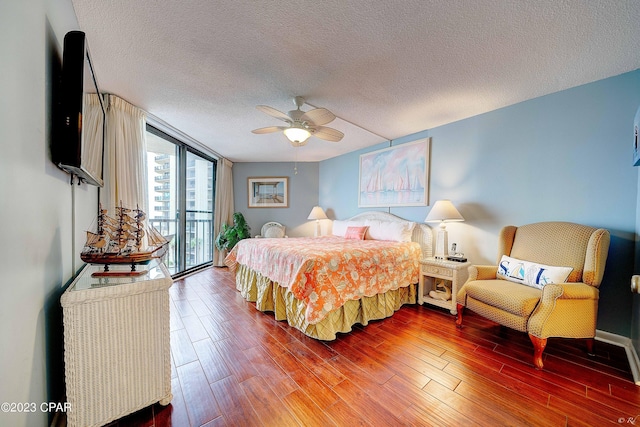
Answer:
[{"xmin": 423, "ymin": 265, "xmax": 453, "ymax": 277}]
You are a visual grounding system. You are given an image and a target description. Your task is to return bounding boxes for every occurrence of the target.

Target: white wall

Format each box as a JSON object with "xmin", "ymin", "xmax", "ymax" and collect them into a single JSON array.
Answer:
[{"xmin": 0, "ymin": 1, "xmax": 97, "ymax": 425}]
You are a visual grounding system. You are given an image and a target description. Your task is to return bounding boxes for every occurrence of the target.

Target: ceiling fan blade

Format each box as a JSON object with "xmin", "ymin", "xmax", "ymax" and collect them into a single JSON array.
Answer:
[
  {"xmin": 251, "ymin": 126, "xmax": 286, "ymax": 134},
  {"xmin": 256, "ymin": 105, "xmax": 291, "ymax": 123},
  {"xmin": 300, "ymin": 108, "xmax": 335, "ymax": 126},
  {"xmin": 313, "ymin": 126, "xmax": 344, "ymax": 142}
]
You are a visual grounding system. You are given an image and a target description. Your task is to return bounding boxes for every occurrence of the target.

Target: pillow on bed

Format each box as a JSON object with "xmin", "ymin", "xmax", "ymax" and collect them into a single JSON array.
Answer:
[
  {"xmin": 332, "ymin": 220, "xmax": 365, "ymax": 237},
  {"xmin": 344, "ymin": 226, "xmax": 369, "ymax": 240},
  {"xmin": 497, "ymin": 255, "xmax": 573, "ymax": 289},
  {"xmin": 364, "ymin": 219, "xmax": 415, "ymax": 242}
]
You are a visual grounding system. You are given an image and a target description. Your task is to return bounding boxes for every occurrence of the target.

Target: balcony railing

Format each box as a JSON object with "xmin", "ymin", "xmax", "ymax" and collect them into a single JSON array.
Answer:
[
  {"xmin": 154, "ymin": 172, "xmax": 171, "ymax": 182},
  {"xmin": 148, "ymin": 210, "xmax": 213, "ymax": 274}
]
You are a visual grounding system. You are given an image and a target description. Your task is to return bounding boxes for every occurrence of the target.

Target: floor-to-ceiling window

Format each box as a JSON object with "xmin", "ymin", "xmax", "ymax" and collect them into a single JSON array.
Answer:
[
  {"xmin": 185, "ymin": 150, "xmax": 214, "ymax": 270},
  {"xmin": 146, "ymin": 125, "xmax": 216, "ymax": 276}
]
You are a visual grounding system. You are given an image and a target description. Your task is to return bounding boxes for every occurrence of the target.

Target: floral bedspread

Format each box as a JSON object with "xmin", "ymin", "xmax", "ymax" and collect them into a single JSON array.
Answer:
[{"xmin": 225, "ymin": 236, "xmax": 421, "ymax": 324}]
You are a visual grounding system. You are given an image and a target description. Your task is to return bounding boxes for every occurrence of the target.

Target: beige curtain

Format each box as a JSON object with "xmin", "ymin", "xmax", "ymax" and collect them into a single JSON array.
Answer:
[
  {"xmin": 213, "ymin": 158, "xmax": 234, "ymax": 266},
  {"xmin": 101, "ymin": 95, "xmax": 148, "ymax": 216},
  {"xmin": 82, "ymin": 94, "xmax": 105, "ymax": 183}
]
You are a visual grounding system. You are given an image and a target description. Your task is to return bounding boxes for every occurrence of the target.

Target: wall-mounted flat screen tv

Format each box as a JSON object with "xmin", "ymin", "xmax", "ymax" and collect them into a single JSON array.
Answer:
[{"xmin": 54, "ymin": 31, "xmax": 105, "ymax": 187}]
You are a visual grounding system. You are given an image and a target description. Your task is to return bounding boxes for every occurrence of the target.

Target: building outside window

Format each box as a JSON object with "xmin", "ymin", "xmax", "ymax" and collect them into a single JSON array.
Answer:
[{"xmin": 146, "ymin": 126, "xmax": 216, "ymax": 275}]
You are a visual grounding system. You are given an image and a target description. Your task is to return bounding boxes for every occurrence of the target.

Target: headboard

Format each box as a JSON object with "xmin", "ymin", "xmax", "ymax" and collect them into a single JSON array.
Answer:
[{"xmin": 347, "ymin": 211, "xmax": 433, "ymax": 258}]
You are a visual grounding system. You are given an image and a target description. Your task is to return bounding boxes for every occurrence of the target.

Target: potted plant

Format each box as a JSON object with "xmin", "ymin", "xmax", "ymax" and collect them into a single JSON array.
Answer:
[{"xmin": 215, "ymin": 212, "xmax": 251, "ymax": 252}]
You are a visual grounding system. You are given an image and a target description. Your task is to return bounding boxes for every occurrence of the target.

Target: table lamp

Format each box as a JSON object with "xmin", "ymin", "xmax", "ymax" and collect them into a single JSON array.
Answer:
[
  {"xmin": 307, "ymin": 206, "xmax": 328, "ymax": 237},
  {"xmin": 424, "ymin": 200, "xmax": 464, "ymax": 259}
]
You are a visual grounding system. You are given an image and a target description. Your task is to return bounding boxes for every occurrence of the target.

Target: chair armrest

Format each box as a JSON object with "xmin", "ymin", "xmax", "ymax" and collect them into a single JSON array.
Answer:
[
  {"xmin": 534, "ymin": 282, "xmax": 598, "ymax": 315},
  {"xmin": 529, "ymin": 282, "xmax": 599, "ymax": 338},
  {"xmin": 538, "ymin": 283, "xmax": 565, "ymax": 302},
  {"xmin": 468, "ymin": 265, "xmax": 498, "ymax": 281},
  {"xmin": 458, "ymin": 265, "xmax": 499, "ymax": 306},
  {"xmin": 554, "ymin": 282, "xmax": 599, "ymax": 299}
]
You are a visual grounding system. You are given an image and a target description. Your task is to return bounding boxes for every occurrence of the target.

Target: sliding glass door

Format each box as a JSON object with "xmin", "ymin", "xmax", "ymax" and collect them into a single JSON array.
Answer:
[
  {"xmin": 146, "ymin": 126, "xmax": 216, "ymax": 276},
  {"xmin": 184, "ymin": 151, "xmax": 214, "ymax": 270}
]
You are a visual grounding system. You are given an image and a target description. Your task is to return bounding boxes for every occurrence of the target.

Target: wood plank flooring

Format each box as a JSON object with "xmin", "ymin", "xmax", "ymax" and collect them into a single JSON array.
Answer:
[{"xmin": 108, "ymin": 266, "xmax": 640, "ymax": 426}]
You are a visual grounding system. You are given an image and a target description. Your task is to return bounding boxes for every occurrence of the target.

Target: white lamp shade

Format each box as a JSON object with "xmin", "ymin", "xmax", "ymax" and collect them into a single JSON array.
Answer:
[
  {"xmin": 284, "ymin": 127, "xmax": 311, "ymax": 144},
  {"xmin": 424, "ymin": 200, "xmax": 464, "ymax": 223},
  {"xmin": 307, "ymin": 206, "xmax": 328, "ymax": 220}
]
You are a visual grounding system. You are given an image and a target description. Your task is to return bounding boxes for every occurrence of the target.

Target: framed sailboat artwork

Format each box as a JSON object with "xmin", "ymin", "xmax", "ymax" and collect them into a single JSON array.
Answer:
[{"xmin": 358, "ymin": 138, "xmax": 430, "ymax": 207}]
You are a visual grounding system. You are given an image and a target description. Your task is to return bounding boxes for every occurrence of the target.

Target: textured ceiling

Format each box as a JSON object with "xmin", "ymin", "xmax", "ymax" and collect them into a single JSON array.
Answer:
[{"xmin": 71, "ymin": 0, "xmax": 640, "ymax": 162}]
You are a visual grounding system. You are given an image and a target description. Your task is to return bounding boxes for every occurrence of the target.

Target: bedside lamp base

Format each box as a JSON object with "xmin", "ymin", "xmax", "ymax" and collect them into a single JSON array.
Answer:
[{"xmin": 434, "ymin": 225, "xmax": 448, "ymax": 259}]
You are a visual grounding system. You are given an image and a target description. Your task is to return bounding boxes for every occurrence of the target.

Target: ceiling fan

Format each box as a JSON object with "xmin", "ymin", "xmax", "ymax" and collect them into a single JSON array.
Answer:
[{"xmin": 251, "ymin": 96, "xmax": 344, "ymax": 146}]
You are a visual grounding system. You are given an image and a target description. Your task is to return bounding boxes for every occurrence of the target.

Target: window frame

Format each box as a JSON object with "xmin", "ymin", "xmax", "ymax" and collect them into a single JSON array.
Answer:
[{"xmin": 146, "ymin": 124, "xmax": 217, "ymax": 278}]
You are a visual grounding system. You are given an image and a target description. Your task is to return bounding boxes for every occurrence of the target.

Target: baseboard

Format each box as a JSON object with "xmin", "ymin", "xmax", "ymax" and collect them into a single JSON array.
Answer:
[{"xmin": 596, "ymin": 329, "xmax": 640, "ymax": 385}]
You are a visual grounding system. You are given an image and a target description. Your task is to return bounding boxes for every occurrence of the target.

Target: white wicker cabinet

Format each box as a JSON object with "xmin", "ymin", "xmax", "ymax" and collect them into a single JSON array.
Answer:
[{"xmin": 61, "ymin": 261, "xmax": 173, "ymax": 427}]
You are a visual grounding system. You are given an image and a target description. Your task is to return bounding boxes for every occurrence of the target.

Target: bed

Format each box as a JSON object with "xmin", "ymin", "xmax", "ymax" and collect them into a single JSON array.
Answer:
[{"xmin": 224, "ymin": 211, "xmax": 432, "ymax": 340}]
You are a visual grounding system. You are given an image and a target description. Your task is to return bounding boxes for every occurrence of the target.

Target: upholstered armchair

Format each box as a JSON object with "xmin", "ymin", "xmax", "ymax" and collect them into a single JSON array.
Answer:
[{"xmin": 456, "ymin": 222, "xmax": 610, "ymax": 369}]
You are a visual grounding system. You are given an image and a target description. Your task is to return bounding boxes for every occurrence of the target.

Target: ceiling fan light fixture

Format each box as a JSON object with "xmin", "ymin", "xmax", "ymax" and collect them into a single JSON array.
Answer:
[
  {"xmin": 253, "ymin": 96, "xmax": 343, "ymax": 145},
  {"xmin": 283, "ymin": 126, "xmax": 311, "ymax": 144}
]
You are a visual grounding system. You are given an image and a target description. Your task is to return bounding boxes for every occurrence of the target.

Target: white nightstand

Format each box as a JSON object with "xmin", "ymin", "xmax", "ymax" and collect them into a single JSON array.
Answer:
[{"xmin": 418, "ymin": 257, "xmax": 470, "ymax": 314}]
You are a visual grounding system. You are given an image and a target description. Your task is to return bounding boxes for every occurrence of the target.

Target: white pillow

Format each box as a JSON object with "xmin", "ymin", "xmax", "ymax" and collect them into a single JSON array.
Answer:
[
  {"xmin": 332, "ymin": 220, "xmax": 366, "ymax": 237},
  {"xmin": 364, "ymin": 219, "xmax": 416, "ymax": 242},
  {"xmin": 497, "ymin": 255, "xmax": 573, "ymax": 289},
  {"xmin": 331, "ymin": 220, "xmax": 348, "ymax": 237}
]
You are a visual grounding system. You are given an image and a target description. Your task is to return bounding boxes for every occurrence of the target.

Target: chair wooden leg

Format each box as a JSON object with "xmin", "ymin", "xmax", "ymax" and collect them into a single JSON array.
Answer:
[
  {"xmin": 455, "ymin": 304, "xmax": 464, "ymax": 328},
  {"xmin": 586, "ymin": 338, "xmax": 595, "ymax": 356},
  {"xmin": 529, "ymin": 334, "xmax": 547, "ymax": 370}
]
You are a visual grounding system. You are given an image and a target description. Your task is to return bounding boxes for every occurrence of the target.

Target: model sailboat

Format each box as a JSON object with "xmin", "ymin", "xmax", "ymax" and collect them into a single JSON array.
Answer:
[{"xmin": 81, "ymin": 202, "xmax": 170, "ymax": 276}]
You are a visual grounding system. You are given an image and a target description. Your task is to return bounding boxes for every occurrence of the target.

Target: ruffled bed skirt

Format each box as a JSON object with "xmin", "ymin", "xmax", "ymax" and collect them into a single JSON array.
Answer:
[{"xmin": 234, "ymin": 264, "xmax": 417, "ymax": 340}]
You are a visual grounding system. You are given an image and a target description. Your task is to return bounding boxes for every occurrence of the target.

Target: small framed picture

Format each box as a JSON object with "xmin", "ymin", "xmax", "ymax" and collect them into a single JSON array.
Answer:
[{"xmin": 248, "ymin": 177, "xmax": 288, "ymax": 208}]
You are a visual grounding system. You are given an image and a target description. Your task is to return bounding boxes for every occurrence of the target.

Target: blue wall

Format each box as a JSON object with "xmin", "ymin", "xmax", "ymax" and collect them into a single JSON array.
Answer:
[
  {"xmin": 233, "ymin": 162, "xmax": 321, "ymax": 237},
  {"xmin": 320, "ymin": 70, "xmax": 640, "ymax": 337}
]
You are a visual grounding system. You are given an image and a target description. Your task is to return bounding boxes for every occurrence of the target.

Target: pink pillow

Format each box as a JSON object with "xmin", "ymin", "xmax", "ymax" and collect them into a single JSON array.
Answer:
[{"xmin": 344, "ymin": 226, "xmax": 368, "ymax": 240}]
